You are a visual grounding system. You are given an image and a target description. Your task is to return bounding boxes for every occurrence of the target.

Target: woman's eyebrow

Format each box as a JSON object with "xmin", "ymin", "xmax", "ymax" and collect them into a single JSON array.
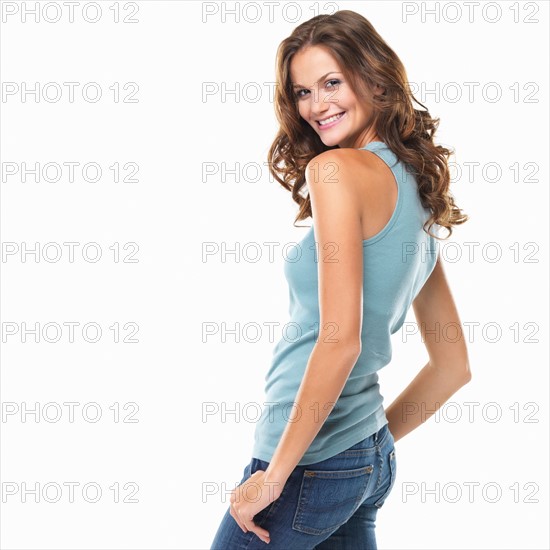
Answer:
[{"xmin": 291, "ymin": 71, "xmax": 342, "ymax": 89}]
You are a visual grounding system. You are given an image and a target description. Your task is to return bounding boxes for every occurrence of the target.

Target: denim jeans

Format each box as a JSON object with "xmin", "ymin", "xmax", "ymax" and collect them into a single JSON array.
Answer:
[{"xmin": 210, "ymin": 423, "xmax": 397, "ymax": 549}]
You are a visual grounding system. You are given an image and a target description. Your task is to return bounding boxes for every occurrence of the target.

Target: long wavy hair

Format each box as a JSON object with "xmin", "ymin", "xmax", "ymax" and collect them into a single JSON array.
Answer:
[{"xmin": 267, "ymin": 10, "xmax": 468, "ymax": 239}]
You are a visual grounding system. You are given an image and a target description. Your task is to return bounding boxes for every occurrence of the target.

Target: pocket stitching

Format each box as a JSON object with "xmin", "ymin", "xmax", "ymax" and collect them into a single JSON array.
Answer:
[
  {"xmin": 374, "ymin": 448, "xmax": 396, "ymax": 508},
  {"xmin": 292, "ymin": 465, "xmax": 375, "ymax": 535}
]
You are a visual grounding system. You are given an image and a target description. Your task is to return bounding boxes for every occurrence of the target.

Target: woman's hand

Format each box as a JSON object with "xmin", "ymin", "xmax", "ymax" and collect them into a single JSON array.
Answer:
[{"xmin": 229, "ymin": 469, "xmax": 285, "ymax": 544}]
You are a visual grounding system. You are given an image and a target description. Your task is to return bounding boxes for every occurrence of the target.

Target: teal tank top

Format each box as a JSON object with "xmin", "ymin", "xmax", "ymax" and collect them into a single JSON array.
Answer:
[{"xmin": 251, "ymin": 141, "xmax": 439, "ymax": 465}]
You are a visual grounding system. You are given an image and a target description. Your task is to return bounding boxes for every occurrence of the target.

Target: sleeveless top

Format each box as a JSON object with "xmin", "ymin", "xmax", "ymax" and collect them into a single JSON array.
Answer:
[{"xmin": 251, "ymin": 141, "xmax": 439, "ymax": 465}]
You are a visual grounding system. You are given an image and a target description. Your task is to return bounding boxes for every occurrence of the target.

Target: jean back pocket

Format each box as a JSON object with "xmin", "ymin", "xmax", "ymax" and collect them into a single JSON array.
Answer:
[{"xmin": 292, "ymin": 465, "xmax": 375, "ymax": 536}]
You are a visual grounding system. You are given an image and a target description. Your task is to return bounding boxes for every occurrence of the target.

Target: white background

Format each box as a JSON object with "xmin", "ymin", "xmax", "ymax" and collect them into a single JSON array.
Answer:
[{"xmin": 1, "ymin": 1, "xmax": 548, "ymax": 549}]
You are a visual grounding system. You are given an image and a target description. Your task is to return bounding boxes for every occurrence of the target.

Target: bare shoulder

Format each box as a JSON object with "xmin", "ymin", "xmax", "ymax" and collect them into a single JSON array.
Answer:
[
  {"xmin": 305, "ymin": 148, "xmax": 380, "ymax": 194},
  {"xmin": 305, "ymin": 150, "xmax": 365, "ymax": 222},
  {"xmin": 307, "ymin": 148, "xmax": 397, "ymax": 240},
  {"xmin": 306, "ymin": 147, "xmax": 380, "ymax": 174}
]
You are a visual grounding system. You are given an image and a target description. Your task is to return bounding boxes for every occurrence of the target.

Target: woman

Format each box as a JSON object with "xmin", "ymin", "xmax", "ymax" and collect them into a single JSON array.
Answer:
[{"xmin": 211, "ymin": 9, "xmax": 471, "ymax": 550}]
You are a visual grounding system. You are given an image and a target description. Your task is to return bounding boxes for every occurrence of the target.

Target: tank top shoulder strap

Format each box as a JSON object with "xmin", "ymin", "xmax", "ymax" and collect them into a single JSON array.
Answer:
[
  {"xmin": 357, "ymin": 141, "xmax": 399, "ymax": 171},
  {"xmin": 357, "ymin": 140, "xmax": 407, "ymax": 246}
]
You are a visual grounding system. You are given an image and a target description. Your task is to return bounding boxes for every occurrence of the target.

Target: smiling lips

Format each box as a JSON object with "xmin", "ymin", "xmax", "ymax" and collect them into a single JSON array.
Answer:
[{"xmin": 317, "ymin": 111, "xmax": 345, "ymax": 128}]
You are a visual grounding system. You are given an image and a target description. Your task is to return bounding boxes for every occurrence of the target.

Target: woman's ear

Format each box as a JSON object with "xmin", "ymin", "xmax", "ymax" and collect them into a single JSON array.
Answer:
[{"xmin": 373, "ymin": 83, "xmax": 386, "ymax": 96}]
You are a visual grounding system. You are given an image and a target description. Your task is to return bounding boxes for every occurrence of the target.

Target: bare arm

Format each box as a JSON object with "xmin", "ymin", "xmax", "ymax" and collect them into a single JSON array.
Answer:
[
  {"xmin": 385, "ymin": 253, "xmax": 472, "ymax": 443},
  {"xmin": 264, "ymin": 150, "xmax": 365, "ymax": 491}
]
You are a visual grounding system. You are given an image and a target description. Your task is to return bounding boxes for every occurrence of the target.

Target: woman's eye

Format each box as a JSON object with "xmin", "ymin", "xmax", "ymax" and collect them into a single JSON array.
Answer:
[{"xmin": 294, "ymin": 79, "xmax": 341, "ymax": 99}]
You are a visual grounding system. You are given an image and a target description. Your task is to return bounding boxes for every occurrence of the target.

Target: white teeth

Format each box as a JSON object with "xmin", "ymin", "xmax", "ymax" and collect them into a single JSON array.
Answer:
[{"xmin": 318, "ymin": 112, "xmax": 344, "ymax": 126}]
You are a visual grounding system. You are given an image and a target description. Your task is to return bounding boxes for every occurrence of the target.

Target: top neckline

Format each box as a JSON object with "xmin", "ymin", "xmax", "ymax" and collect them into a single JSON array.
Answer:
[{"xmin": 357, "ymin": 140, "xmax": 387, "ymax": 151}]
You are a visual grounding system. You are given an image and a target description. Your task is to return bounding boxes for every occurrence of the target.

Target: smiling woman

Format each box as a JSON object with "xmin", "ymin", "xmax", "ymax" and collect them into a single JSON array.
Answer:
[
  {"xmin": 210, "ymin": 9, "xmax": 471, "ymax": 550},
  {"xmin": 289, "ymin": 49, "xmax": 384, "ymax": 149}
]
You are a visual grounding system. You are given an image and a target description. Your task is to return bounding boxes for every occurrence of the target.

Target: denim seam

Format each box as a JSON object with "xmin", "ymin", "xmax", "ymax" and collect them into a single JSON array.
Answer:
[
  {"xmin": 375, "ymin": 445, "xmax": 384, "ymax": 491},
  {"xmin": 374, "ymin": 448, "xmax": 396, "ymax": 508},
  {"xmin": 291, "ymin": 466, "xmax": 374, "ymax": 536}
]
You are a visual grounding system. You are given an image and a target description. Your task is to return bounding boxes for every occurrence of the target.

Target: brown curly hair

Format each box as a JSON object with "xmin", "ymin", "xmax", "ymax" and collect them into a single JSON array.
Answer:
[{"xmin": 267, "ymin": 9, "xmax": 468, "ymax": 239}]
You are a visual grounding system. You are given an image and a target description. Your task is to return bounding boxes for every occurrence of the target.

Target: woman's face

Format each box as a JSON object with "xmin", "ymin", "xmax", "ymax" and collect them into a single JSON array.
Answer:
[{"xmin": 289, "ymin": 45, "xmax": 382, "ymax": 149}]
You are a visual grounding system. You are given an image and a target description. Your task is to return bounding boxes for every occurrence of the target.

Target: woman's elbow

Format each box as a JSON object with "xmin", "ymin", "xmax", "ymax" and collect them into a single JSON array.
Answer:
[
  {"xmin": 448, "ymin": 359, "xmax": 472, "ymax": 385},
  {"xmin": 316, "ymin": 337, "xmax": 361, "ymax": 363},
  {"xmin": 462, "ymin": 360, "xmax": 473, "ymax": 384}
]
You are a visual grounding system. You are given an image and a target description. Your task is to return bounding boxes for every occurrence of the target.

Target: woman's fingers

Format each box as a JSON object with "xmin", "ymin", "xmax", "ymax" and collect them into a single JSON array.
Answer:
[
  {"xmin": 228, "ymin": 470, "xmax": 277, "ymax": 543},
  {"xmin": 242, "ymin": 518, "xmax": 270, "ymax": 543},
  {"xmin": 230, "ymin": 497, "xmax": 271, "ymax": 543},
  {"xmin": 229, "ymin": 492, "xmax": 247, "ymax": 533}
]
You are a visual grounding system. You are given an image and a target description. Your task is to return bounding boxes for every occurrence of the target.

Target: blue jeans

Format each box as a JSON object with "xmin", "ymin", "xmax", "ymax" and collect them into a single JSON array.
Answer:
[{"xmin": 210, "ymin": 423, "xmax": 397, "ymax": 549}]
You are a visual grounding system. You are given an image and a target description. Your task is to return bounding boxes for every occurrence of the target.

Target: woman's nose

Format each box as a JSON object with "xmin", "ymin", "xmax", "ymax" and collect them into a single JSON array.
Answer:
[{"xmin": 310, "ymin": 92, "xmax": 332, "ymax": 117}]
